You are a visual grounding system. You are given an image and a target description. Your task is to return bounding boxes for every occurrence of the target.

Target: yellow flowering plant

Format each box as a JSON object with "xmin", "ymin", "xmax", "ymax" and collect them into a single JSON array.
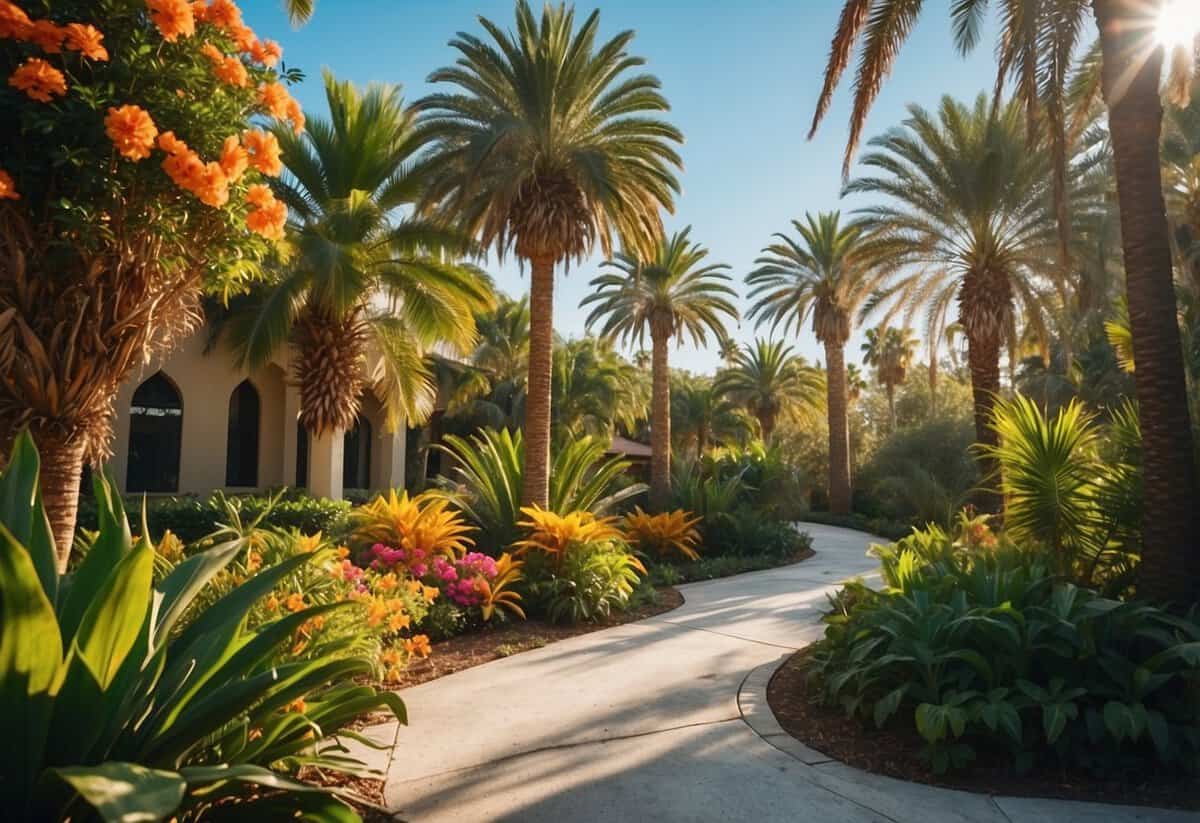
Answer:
[
  {"xmin": 513, "ymin": 505, "xmax": 623, "ymax": 567},
  {"xmin": 0, "ymin": 0, "xmax": 305, "ymax": 567},
  {"xmin": 622, "ymin": 507, "xmax": 703, "ymax": 561},
  {"xmin": 353, "ymin": 489, "xmax": 475, "ymax": 571}
]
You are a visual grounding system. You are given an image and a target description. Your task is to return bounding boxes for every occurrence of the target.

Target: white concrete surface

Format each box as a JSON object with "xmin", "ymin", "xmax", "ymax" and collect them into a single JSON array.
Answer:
[{"xmin": 380, "ymin": 523, "xmax": 1193, "ymax": 823}]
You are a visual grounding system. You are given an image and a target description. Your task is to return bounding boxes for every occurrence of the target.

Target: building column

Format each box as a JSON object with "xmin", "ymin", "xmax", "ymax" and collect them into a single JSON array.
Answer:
[
  {"xmin": 282, "ymin": 382, "xmax": 300, "ymax": 488},
  {"xmin": 308, "ymin": 430, "xmax": 344, "ymax": 500},
  {"xmin": 380, "ymin": 418, "xmax": 407, "ymax": 492}
]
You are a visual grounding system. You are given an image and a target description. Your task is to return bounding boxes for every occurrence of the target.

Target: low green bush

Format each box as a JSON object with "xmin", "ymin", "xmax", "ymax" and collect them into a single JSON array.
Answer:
[
  {"xmin": 700, "ymin": 508, "xmax": 809, "ymax": 556},
  {"xmin": 806, "ymin": 516, "xmax": 1200, "ymax": 777},
  {"xmin": 0, "ymin": 434, "xmax": 403, "ymax": 821},
  {"xmin": 75, "ymin": 489, "xmax": 353, "ymax": 545}
]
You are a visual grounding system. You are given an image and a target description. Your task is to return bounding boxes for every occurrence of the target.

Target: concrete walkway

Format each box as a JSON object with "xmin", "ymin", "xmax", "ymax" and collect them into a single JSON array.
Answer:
[{"xmin": 380, "ymin": 524, "xmax": 1191, "ymax": 822}]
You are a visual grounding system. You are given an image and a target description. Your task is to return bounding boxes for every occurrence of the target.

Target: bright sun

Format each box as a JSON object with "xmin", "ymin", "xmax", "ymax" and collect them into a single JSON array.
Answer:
[{"xmin": 1158, "ymin": 0, "xmax": 1200, "ymax": 49}]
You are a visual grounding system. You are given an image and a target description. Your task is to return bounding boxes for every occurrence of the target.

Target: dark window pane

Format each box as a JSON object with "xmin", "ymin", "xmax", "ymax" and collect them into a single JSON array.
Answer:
[
  {"xmin": 127, "ymin": 372, "xmax": 182, "ymax": 493},
  {"xmin": 225, "ymin": 380, "xmax": 260, "ymax": 487}
]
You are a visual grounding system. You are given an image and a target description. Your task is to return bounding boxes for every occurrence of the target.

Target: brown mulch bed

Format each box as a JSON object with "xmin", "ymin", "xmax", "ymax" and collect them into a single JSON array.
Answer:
[{"xmin": 767, "ymin": 650, "xmax": 1200, "ymax": 811}]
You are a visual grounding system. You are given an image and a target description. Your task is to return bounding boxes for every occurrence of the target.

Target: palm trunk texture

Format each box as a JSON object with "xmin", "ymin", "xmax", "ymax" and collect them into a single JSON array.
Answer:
[
  {"xmin": 30, "ymin": 423, "xmax": 86, "ymax": 572},
  {"xmin": 824, "ymin": 340, "xmax": 852, "ymax": 514},
  {"xmin": 522, "ymin": 256, "xmax": 555, "ymax": 508},
  {"xmin": 1094, "ymin": 0, "xmax": 1200, "ymax": 603},
  {"xmin": 650, "ymin": 328, "xmax": 671, "ymax": 511},
  {"xmin": 966, "ymin": 332, "xmax": 1004, "ymax": 515}
]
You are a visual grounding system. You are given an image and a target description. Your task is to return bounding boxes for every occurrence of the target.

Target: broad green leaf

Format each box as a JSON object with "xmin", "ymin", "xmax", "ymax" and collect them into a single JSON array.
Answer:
[
  {"xmin": 873, "ymin": 684, "xmax": 907, "ymax": 728},
  {"xmin": 58, "ymin": 469, "xmax": 132, "ymax": 643},
  {"xmin": 0, "ymin": 431, "xmax": 57, "ymax": 602},
  {"xmin": 153, "ymin": 539, "xmax": 244, "ymax": 646},
  {"xmin": 75, "ymin": 541, "xmax": 154, "ymax": 690},
  {"xmin": 51, "ymin": 762, "xmax": 185, "ymax": 823},
  {"xmin": 0, "ymin": 522, "xmax": 63, "ymax": 810}
]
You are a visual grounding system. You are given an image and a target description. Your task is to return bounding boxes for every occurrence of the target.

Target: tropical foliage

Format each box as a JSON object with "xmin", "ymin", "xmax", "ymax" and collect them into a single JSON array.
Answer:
[
  {"xmin": 0, "ymin": 433, "xmax": 403, "ymax": 821},
  {"xmin": 622, "ymin": 507, "xmax": 702, "ymax": 561}
]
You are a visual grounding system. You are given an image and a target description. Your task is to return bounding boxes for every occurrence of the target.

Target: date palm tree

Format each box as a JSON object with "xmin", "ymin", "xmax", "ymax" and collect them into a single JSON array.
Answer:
[
  {"xmin": 671, "ymin": 373, "xmax": 752, "ymax": 459},
  {"xmin": 418, "ymin": 1, "xmax": 683, "ymax": 507},
  {"xmin": 230, "ymin": 73, "xmax": 493, "ymax": 442},
  {"xmin": 862, "ymin": 326, "xmax": 918, "ymax": 433},
  {"xmin": 448, "ymin": 294, "xmax": 531, "ymax": 429},
  {"xmin": 847, "ymin": 96, "xmax": 1059, "ymax": 510},
  {"xmin": 715, "ymin": 339, "xmax": 824, "ymax": 444},
  {"xmin": 746, "ymin": 211, "xmax": 887, "ymax": 513},
  {"xmin": 552, "ymin": 337, "xmax": 647, "ymax": 441},
  {"xmin": 582, "ymin": 228, "xmax": 738, "ymax": 507},
  {"xmin": 811, "ymin": 0, "xmax": 1200, "ymax": 604}
]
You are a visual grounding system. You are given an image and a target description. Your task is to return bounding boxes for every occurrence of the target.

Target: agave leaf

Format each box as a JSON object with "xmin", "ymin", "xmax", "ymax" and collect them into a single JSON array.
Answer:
[
  {"xmin": 0, "ymin": 522, "xmax": 63, "ymax": 811},
  {"xmin": 152, "ymin": 539, "xmax": 244, "ymax": 647},
  {"xmin": 50, "ymin": 762, "xmax": 185, "ymax": 823},
  {"xmin": 0, "ymin": 431, "xmax": 57, "ymax": 603},
  {"xmin": 75, "ymin": 540, "xmax": 155, "ymax": 690},
  {"xmin": 58, "ymin": 469, "xmax": 133, "ymax": 645}
]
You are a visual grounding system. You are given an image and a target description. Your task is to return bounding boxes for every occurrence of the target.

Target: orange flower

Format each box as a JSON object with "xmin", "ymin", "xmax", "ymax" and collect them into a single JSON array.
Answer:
[
  {"xmin": 229, "ymin": 21, "xmax": 255, "ymax": 51},
  {"xmin": 336, "ymin": 546, "xmax": 350, "ymax": 560},
  {"xmin": 247, "ymin": 38, "xmax": 281, "ymax": 67},
  {"xmin": 422, "ymin": 584, "xmax": 439, "ymax": 604},
  {"xmin": 214, "ymin": 54, "xmax": 248, "ymax": 87},
  {"xmin": 246, "ymin": 196, "xmax": 285, "ymax": 239},
  {"xmin": 241, "ymin": 129, "xmax": 281, "ymax": 176},
  {"xmin": 247, "ymin": 727, "xmax": 263, "ymax": 741},
  {"xmin": 285, "ymin": 592, "xmax": 306, "ymax": 612},
  {"xmin": 0, "ymin": 1, "xmax": 32, "ymax": 40},
  {"xmin": 285, "ymin": 98, "xmax": 305, "ymax": 134},
  {"xmin": 190, "ymin": 0, "xmax": 208, "ymax": 23},
  {"xmin": 205, "ymin": 0, "xmax": 242, "ymax": 31},
  {"xmin": 257, "ymin": 81, "xmax": 292, "ymax": 119},
  {"xmin": 266, "ymin": 594, "xmax": 280, "ymax": 611},
  {"xmin": 9, "ymin": 57, "xmax": 67, "ymax": 102},
  {"xmin": 404, "ymin": 635, "xmax": 432, "ymax": 658},
  {"xmin": 375, "ymin": 573, "xmax": 398, "ymax": 593},
  {"xmin": 147, "ymin": 0, "xmax": 195, "ymax": 42},
  {"xmin": 157, "ymin": 130, "xmax": 189, "ymax": 156},
  {"xmin": 219, "ymin": 135, "xmax": 247, "ymax": 180},
  {"xmin": 285, "ymin": 697, "xmax": 306, "ymax": 714},
  {"xmin": 105, "ymin": 105, "xmax": 158, "ymax": 162},
  {"xmin": 199, "ymin": 41, "xmax": 222, "ymax": 62},
  {"xmin": 388, "ymin": 612, "xmax": 411, "ymax": 632},
  {"xmin": 63, "ymin": 23, "xmax": 108, "ymax": 61},
  {"xmin": 0, "ymin": 169, "xmax": 18, "ymax": 200},
  {"xmin": 245, "ymin": 548, "xmax": 262, "ymax": 571},
  {"xmin": 27, "ymin": 19, "xmax": 65, "ymax": 53}
]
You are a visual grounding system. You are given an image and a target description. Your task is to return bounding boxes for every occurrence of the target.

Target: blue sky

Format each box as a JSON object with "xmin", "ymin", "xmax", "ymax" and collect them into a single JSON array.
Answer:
[{"xmin": 240, "ymin": 0, "xmax": 1005, "ymax": 374}]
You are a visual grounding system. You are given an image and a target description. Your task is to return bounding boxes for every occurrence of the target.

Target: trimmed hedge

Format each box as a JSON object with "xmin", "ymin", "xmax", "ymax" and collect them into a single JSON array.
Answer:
[{"xmin": 75, "ymin": 489, "xmax": 354, "ymax": 543}]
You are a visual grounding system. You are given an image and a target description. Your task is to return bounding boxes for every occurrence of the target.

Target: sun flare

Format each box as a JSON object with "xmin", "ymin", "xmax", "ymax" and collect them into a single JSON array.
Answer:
[{"xmin": 1158, "ymin": 0, "xmax": 1200, "ymax": 49}]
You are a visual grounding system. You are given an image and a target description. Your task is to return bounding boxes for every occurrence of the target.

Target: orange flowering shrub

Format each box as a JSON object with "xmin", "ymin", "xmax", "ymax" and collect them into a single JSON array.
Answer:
[{"xmin": 1, "ymin": 2, "xmax": 309, "ymax": 556}]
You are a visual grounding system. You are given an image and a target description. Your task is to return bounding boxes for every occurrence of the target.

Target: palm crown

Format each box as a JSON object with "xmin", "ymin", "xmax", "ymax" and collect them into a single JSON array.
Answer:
[
  {"xmin": 582, "ymin": 227, "xmax": 738, "ymax": 347},
  {"xmin": 417, "ymin": 1, "xmax": 684, "ymax": 264},
  {"xmin": 230, "ymin": 72, "xmax": 494, "ymax": 435},
  {"xmin": 715, "ymin": 339, "xmax": 824, "ymax": 443},
  {"xmin": 746, "ymin": 211, "xmax": 885, "ymax": 346}
]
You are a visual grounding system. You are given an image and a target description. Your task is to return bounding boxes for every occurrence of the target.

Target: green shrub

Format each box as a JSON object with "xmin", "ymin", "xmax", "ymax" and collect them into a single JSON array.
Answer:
[
  {"xmin": 0, "ymin": 434, "xmax": 403, "ymax": 821},
  {"xmin": 434, "ymin": 427, "xmax": 646, "ymax": 551},
  {"xmin": 526, "ymin": 539, "xmax": 646, "ymax": 623},
  {"xmin": 806, "ymin": 517, "xmax": 1200, "ymax": 777},
  {"xmin": 75, "ymin": 489, "xmax": 353, "ymax": 545},
  {"xmin": 799, "ymin": 510, "xmax": 913, "ymax": 542},
  {"xmin": 700, "ymin": 508, "xmax": 807, "ymax": 556}
]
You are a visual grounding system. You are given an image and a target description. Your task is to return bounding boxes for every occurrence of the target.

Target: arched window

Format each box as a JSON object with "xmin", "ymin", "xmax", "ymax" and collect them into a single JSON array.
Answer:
[
  {"xmin": 343, "ymin": 414, "xmax": 372, "ymax": 490},
  {"xmin": 295, "ymin": 421, "xmax": 309, "ymax": 488},
  {"xmin": 225, "ymin": 380, "xmax": 260, "ymax": 487},
  {"xmin": 127, "ymin": 372, "xmax": 182, "ymax": 493}
]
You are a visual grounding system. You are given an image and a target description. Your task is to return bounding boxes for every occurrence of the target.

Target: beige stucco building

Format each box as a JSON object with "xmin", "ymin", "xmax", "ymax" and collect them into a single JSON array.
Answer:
[{"xmin": 110, "ymin": 331, "xmax": 408, "ymax": 500}]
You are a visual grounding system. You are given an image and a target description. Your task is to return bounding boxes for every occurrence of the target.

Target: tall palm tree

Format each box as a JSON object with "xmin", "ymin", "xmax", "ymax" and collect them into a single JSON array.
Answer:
[
  {"xmin": 582, "ymin": 227, "xmax": 738, "ymax": 507},
  {"xmin": 671, "ymin": 373, "xmax": 752, "ymax": 459},
  {"xmin": 811, "ymin": 0, "xmax": 1200, "ymax": 606},
  {"xmin": 231, "ymin": 73, "xmax": 493, "ymax": 443},
  {"xmin": 715, "ymin": 339, "xmax": 824, "ymax": 444},
  {"xmin": 418, "ymin": 1, "xmax": 683, "ymax": 507},
  {"xmin": 862, "ymin": 326, "xmax": 917, "ymax": 433},
  {"xmin": 845, "ymin": 362, "xmax": 868, "ymax": 405},
  {"xmin": 848, "ymin": 96, "xmax": 1059, "ymax": 510},
  {"xmin": 717, "ymin": 334, "xmax": 742, "ymax": 367},
  {"xmin": 746, "ymin": 211, "xmax": 887, "ymax": 513}
]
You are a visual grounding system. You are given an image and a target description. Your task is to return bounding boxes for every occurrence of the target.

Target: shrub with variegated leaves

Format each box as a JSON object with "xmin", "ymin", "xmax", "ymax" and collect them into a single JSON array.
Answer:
[{"xmin": 622, "ymin": 507, "xmax": 702, "ymax": 561}]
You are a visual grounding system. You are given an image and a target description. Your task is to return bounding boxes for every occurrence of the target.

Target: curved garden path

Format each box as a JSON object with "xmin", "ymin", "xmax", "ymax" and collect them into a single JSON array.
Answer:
[{"xmin": 376, "ymin": 524, "xmax": 1189, "ymax": 822}]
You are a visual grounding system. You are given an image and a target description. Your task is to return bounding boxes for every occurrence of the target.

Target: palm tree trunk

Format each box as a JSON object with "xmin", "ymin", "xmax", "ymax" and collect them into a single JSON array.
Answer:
[
  {"xmin": 649, "ymin": 327, "xmax": 671, "ymax": 510},
  {"xmin": 1094, "ymin": 0, "xmax": 1200, "ymax": 603},
  {"xmin": 522, "ymin": 255, "xmax": 555, "ymax": 507},
  {"xmin": 966, "ymin": 332, "xmax": 1004, "ymax": 514},
  {"xmin": 824, "ymin": 340, "xmax": 852, "ymax": 514},
  {"xmin": 886, "ymin": 382, "xmax": 897, "ymax": 433},
  {"xmin": 759, "ymin": 410, "xmax": 776, "ymax": 444},
  {"xmin": 29, "ymin": 424, "xmax": 85, "ymax": 572}
]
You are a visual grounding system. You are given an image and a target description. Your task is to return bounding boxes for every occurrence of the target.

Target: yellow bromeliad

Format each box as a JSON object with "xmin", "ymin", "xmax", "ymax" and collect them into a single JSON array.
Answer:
[
  {"xmin": 622, "ymin": 507, "xmax": 702, "ymax": 561},
  {"xmin": 479, "ymin": 552, "xmax": 526, "ymax": 621},
  {"xmin": 352, "ymin": 490, "xmax": 475, "ymax": 559},
  {"xmin": 513, "ymin": 505, "xmax": 623, "ymax": 559}
]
